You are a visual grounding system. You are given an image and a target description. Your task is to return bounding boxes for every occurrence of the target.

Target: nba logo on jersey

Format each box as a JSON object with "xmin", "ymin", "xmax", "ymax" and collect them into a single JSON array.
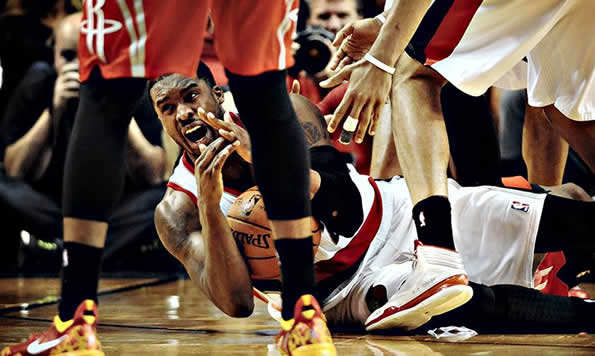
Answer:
[{"xmin": 511, "ymin": 201, "xmax": 530, "ymax": 212}]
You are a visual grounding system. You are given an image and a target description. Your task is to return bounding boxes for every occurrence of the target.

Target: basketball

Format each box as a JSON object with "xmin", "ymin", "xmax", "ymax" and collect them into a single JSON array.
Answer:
[{"xmin": 227, "ymin": 187, "xmax": 322, "ymax": 280}]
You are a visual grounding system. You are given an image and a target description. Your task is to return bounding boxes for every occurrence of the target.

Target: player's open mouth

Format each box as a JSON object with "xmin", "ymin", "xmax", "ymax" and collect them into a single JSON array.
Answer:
[{"xmin": 184, "ymin": 125, "xmax": 208, "ymax": 142}]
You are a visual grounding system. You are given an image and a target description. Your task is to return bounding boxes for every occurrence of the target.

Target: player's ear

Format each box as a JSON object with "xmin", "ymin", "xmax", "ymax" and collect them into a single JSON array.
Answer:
[{"xmin": 212, "ymin": 86, "xmax": 224, "ymax": 104}]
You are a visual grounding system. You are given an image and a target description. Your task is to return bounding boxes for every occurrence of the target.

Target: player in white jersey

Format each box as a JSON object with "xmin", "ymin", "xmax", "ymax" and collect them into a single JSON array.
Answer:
[
  {"xmin": 153, "ymin": 68, "xmax": 593, "ymax": 332},
  {"xmin": 320, "ymin": 1, "xmax": 595, "ymax": 318}
]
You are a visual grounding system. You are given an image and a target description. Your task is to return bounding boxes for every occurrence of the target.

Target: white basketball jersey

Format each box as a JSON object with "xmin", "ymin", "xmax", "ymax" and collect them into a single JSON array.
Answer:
[
  {"xmin": 323, "ymin": 174, "xmax": 546, "ymax": 310},
  {"xmin": 167, "ymin": 153, "xmax": 240, "ymax": 215}
]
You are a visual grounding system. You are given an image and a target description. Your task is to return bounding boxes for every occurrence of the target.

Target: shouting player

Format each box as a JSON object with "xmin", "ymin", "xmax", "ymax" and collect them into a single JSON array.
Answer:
[
  {"xmin": 2, "ymin": 2, "xmax": 336, "ymax": 356},
  {"xmin": 151, "ymin": 68, "xmax": 593, "ymax": 333}
]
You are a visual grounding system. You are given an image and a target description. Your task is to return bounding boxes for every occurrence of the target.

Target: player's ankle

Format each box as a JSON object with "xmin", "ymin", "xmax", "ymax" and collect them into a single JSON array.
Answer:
[
  {"xmin": 274, "ymin": 238, "xmax": 316, "ymax": 320},
  {"xmin": 412, "ymin": 196, "xmax": 456, "ymax": 250}
]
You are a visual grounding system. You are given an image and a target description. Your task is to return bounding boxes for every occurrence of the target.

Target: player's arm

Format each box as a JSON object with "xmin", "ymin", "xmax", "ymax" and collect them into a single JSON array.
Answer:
[
  {"xmin": 368, "ymin": 0, "xmax": 432, "ymax": 69},
  {"xmin": 322, "ymin": 0, "xmax": 432, "ymax": 142},
  {"xmin": 155, "ymin": 138, "xmax": 254, "ymax": 317}
]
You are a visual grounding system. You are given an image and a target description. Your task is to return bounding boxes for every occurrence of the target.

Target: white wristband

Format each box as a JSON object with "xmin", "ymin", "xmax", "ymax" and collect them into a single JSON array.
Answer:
[
  {"xmin": 364, "ymin": 53, "xmax": 395, "ymax": 75},
  {"xmin": 375, "ymin": 14, "xmax": 386, "ymax": 24}
]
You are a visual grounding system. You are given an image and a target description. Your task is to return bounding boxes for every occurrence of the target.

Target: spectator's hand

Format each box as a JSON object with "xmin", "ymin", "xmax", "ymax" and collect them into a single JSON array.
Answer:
[
  {"xmin": 320, "ymin": 59, "xmax": 391, "ymax": 143},
  {"xmin": 329, "ymin": 18, "xmax": 382, "ymax": 72},
  {"xmin": 198, "ymin": 107, "xmax": 252, "ymax": 163},
  {"xmin": 195, "ymin": 137, "xmax": 239, "ymax": 206},
  {"xmin": 52, "ymin": 61, "xmax": 80, "ymax": 113}
]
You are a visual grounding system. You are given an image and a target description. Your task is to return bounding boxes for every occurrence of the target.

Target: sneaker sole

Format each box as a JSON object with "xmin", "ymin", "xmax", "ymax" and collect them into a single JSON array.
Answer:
[{"xmin": 366, "ymin": 284, "xmax": 473, "ymax": 331}]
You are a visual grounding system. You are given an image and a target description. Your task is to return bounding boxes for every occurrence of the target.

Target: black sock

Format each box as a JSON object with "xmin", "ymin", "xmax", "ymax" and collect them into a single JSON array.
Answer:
[
  {"xmin": 429, "ymin": 282, "xmax": 594, "ymax": 333},
  {"xmin": 412, "ymin": 195, "xmax": 455, "ymax": 250},
  {"xmin": 274, "ymin": 237, "xmax": 315, "ymax": 320},
  {"xmin": 59, "ymin": 242, "xmax": 102, "ymax": 320},
  {"xmin": 490, "ymin": 284, "xmax": 594, "ymax": 332}
]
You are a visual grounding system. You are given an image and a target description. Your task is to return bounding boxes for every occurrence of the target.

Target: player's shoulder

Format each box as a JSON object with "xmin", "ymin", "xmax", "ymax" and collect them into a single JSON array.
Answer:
[
  {"xmin": 168, "ymin": 151, "xmax": 199, "ymax": 201},
  {"xmin": 157, "ymin": 187, "xmax": 196, "ymax": 221}
]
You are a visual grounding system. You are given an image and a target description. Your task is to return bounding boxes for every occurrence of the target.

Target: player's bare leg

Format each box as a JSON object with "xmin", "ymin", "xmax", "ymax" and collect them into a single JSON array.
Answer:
[
  {"xmin": 391, "ymin": 54, "xmax": 449, "ymax": 206},
  {"xmin": 269, "ymin": 219, "xmax": 312, "ymax": 241},
  {"xmin": 522, "ymin": 105, "xmax": 569, "ymax": 185},
  {"xmin": 370, "ymin": 104, "xmax": 401, "ymax": 179},
  {"xmin": 365, "ymin": 53, "xmax": 472, "ymax": 332},
  {"xmin": 544, "ymin": 105, "xmax": 595, "ymax": 173},
  {"xmin": 63, "ymin": 219, "xmax": 107, "ymax": 248}
]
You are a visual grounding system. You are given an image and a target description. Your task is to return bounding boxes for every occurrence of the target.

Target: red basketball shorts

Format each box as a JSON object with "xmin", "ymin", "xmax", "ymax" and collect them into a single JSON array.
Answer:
[{"xmin": 79, "ymin": 0, "xmax": 298, "ymax": 81}]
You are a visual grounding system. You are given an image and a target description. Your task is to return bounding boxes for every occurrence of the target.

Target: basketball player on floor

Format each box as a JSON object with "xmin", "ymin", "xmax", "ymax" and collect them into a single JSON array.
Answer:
[
  {"xmin": 319, "ymin": 0, "xmax": 595, "ymax": 316},
  {"xmin": 2, "ymin": 2, "xmax": 336, "ymax": 356},
  {"xmin": 149, "ymin": 69, "xmax": 593, "ymax": 333}
]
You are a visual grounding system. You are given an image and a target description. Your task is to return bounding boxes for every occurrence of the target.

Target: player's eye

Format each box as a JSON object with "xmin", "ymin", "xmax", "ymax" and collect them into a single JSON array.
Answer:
[
  {"xmin": 337, "ymin": 12, "xmax": 349, "ymax": 19},
  {"xmin": 184, "ymin": 92, "xmax": 198, "ymax": 103},
  {"xmin": 162, "ymin": 104, "xmax": 175, "ymax": 115}
]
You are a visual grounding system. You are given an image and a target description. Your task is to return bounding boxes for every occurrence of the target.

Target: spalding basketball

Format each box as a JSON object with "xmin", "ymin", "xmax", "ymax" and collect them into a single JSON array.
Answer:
[{"xmin": 227, "ymin": 187, "xmax": 322, "ymax": 280}]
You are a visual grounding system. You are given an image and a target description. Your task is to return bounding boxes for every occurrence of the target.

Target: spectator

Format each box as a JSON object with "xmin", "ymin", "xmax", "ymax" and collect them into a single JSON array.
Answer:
[
  {"xmin": 0, "ymin": 13, "xmax": 168, "ymax": 272},
  {"xmin": 308, "ymin": 0, "xmax": 360, "ymax": 35},
  {"xmin": 0, "ymin": 0, "xmax": 74, "ymax": 120},
  {"xmin": 287, "ymin": 0, "xmax": 363, "ymax": 103}
]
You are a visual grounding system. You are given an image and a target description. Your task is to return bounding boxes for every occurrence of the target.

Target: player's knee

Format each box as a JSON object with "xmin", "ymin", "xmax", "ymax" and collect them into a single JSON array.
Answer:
[
  {"xmin": 392, "ymin": 54, "xmax": 445, "ymax": 92},
  {"xmin": 560, "ymin": 183, "xmax": 593, "ymax": 201}
]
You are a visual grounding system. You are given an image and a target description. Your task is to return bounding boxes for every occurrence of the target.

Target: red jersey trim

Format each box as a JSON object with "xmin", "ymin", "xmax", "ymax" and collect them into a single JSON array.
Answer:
[
  {"xmin": 182, "ymin": 154, "xmax": 194, "ymax": 174},
  {"xmin": 315, "ymin": 177, "xmax": 383, "ymax": 282},
  {"xmin": 224, "ymin": 186, "xmax": 242, "ymax": 197},
  {"xmin": 228, "ymin": 112, "xmax": 243, "ymax": 127},
  {"xmin": 424, "ymin": 0, "xmax": 482, "ymax": 66},
  {"xmin": 167, "ymin": 182, "xmax": 197, "ymax": 205}
]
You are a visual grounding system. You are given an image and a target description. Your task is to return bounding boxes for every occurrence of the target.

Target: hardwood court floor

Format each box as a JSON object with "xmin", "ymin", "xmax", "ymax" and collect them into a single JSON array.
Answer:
[{"xmin": 1, "ymin": 278, "xmax": 593, "ymax": 355}]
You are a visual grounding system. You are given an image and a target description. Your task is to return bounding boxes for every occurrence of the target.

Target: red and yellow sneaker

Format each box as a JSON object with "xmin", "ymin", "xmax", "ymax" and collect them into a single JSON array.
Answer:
[
  {"xmin": 275, "ymin": 295, "xmax": 336, "ymax": 356},
  {"xmin": 1, "ymin": 300, "xmax": 103, "ymax": 356}
]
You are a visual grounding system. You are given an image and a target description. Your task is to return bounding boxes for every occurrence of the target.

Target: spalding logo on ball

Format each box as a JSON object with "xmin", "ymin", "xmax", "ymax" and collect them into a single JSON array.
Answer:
[{"xmin": 228, "ymin": 187, "xmax": 322, "ymax": 281}]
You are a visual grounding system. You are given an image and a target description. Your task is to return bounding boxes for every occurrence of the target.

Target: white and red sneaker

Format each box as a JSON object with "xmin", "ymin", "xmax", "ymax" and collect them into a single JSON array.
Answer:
[{"xmin": 365, "ymin": 242, "xmax": 473, "ymax": 331}]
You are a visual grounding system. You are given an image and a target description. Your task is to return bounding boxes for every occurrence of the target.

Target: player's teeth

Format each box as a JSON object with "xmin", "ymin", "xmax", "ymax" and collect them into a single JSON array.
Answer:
[{"xmin": 186, "ymin": 126, "xmax": 201, "ymax": 134}]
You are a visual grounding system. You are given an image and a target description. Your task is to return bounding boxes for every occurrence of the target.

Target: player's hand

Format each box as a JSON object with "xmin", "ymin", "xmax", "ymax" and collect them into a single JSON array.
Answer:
[
  {"xmin": 52, "ymin": 61, "xmax": 80, "ymax": 112},
  {"xmin": 197, "ymin": 107, "xmax": 252, "ymax": 163},
  {"xmin": 320, "ymin": 59, "xmax": 391, "ymax": 143},
  {"xmin": 195, "ymin": 137, "xmax": 239, "ymax": 205},
  {"xmin": 329, "ymin": 18, "xmax": 382, "ymax": 72}
]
